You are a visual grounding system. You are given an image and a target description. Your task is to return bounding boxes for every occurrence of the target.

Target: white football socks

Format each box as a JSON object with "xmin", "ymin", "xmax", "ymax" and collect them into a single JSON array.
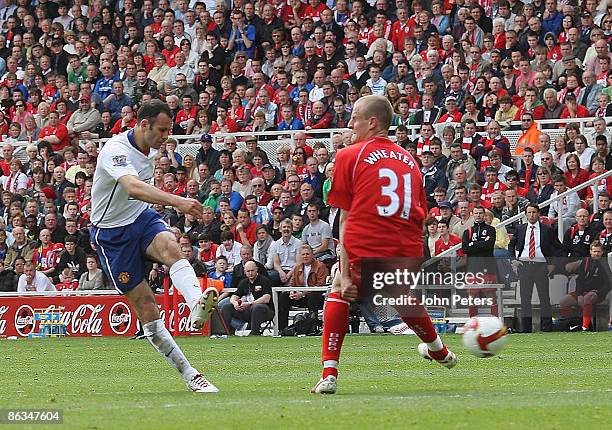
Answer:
[
  {"xmin": 323, "ymin": 360, "xmax": 338, "ymax": 369},
  {"xmin": 169, "ymin": 258, "xmax": 202, "ymax": 310},
  {"xmin": 426, "ymin": 335, "xmax": 444, "ymax": 352},
  {"xmin": 143, "ymin": 319, "xmax": 197, "ymax": 381}
]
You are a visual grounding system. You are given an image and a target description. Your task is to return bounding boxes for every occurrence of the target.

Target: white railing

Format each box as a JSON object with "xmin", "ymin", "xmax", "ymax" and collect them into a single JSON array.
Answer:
[{"xmin": 6, "ymin": 116, "xmax": 608, "ymax": 162}]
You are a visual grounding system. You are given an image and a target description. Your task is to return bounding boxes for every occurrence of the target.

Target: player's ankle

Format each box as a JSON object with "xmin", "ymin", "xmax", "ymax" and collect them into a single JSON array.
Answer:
[{"xmin": 323, "ymin": 367, "xmax": 338, "ymax": 379}]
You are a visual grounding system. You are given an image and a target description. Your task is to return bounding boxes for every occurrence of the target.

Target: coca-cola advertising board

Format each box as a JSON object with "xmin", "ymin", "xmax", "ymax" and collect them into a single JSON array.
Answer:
[{"xmin": 0, "ymin": 295, "xmax": 209, "ymax": 338}]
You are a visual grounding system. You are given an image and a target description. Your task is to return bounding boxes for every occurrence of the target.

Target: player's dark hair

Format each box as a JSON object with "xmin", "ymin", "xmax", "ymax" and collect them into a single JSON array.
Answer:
[
  {"xmin": 137, "ymin": 99, "xmax": 172, "ymax": 125},
  {"xmin": 524, "ymin": 203, "xmax": 540, "ymax": 213}
]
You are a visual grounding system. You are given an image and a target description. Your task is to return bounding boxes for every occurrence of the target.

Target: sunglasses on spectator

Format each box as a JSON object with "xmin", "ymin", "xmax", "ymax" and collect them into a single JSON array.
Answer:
[{"xmin": 252, "ymin": 184, "xmax": 264, "ymax": 187}]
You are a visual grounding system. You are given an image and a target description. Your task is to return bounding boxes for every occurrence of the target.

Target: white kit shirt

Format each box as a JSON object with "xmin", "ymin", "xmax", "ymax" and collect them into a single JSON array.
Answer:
[{"xmin": 91, "ymin": 130, "xmax": 158, "ymax": 228}]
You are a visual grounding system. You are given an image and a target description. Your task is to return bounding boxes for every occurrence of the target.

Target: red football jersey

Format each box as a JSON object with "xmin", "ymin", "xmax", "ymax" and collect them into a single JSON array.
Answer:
[{"xmin": 328, "ymin": 137, "xmax": 427, "ymax": 263}]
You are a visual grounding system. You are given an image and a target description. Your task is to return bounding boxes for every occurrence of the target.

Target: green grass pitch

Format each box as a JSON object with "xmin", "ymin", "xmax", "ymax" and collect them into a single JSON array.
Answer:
[{"xmin": 2, "ymin": 333, "xmax": 611, "ymax": 429}]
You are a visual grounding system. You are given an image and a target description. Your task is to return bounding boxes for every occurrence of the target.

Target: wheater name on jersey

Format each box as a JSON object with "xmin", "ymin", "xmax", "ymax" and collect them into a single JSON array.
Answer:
[{"xmin": 363, "ymin": 149, "xmax": 416, "ymax": 167}]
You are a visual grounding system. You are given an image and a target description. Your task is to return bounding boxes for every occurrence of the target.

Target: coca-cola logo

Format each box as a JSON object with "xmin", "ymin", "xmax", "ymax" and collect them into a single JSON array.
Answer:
[
  {"xmin": 109, "ymin": 302, "xmax": 132, "ymax": 335},
  {"xmin": 0, "ymin": 305, "xmax": 8, "ymax": 335},
  {"xmin": 14, "ymin": 305, "xmax": 35, "ymax": 337},
  {"xmin": 60, "ymin": 304, "xmax": 104, "ymax": 335}
]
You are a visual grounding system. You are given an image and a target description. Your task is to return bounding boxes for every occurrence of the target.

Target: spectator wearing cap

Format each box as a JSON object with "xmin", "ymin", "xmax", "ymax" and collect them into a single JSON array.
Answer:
[
  {"xmin": 436, "ymin": 96, "xmax": 463, "ymax": 123},
  {"xmin": 422, "ymin": 150, "xmax": 449, "ymax": 209},
  {"xmin": 67, "ymin": 95, "xmax": 100, "ymax": 138},
  {"xmin": 195, "ymin": 133, "xmax": 220, "ymax": 173},
  {"xmin": 436, "ymin": 200, "xmax": 460, "ymax": 231},
  {"xmin": 580, "ymin": 11, "xmax": 596, "ymax": 44}
]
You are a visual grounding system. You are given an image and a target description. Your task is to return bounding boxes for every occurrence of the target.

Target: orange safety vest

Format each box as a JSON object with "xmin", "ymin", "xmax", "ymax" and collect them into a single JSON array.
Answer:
[{"xmin": 515, "ymin": 124, "xmax": 543, "ymax": 156}]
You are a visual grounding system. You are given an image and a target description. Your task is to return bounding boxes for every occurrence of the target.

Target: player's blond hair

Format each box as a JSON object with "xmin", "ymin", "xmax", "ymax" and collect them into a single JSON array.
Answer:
[{"xmin": 357, "ymin": 95, "xmax": 394, "ymax": 131}]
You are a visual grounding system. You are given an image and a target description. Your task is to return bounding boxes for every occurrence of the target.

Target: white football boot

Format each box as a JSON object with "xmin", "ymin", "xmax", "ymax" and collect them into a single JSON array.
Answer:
[
  {"xmin": 417, "ymin": 343, "xmax": 458, "ymax": 369},
  {"xmin": 311, "ymin": 375, "xmax": 337, "ymax": 394},
  {"xmin": 187, "ymin": 373, "xmax": 219, "ymax": 393},
  {"xmin": 191, "ymin": 287, "xmax": 219, "ymax": 330}
]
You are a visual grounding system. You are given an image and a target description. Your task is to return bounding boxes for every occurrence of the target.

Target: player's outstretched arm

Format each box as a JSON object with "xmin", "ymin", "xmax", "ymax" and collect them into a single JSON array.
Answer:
[{"xmin": 118, "ymin": 175, "xmax": 203, "ymax": 219}]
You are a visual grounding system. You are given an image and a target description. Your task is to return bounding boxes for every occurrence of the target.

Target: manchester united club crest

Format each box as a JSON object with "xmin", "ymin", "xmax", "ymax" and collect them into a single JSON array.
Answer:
[{"xmin": 118, "ymin": 272, "xmax": 131, "ymax": 284}]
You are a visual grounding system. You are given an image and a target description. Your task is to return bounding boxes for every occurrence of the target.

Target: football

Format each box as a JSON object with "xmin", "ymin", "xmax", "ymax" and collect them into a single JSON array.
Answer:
[{"xmin": 462, "ymin": 317, "xmax": 508, "ymax": 358}]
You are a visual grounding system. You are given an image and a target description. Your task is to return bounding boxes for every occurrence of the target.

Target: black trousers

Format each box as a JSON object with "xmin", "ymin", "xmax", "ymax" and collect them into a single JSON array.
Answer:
[
  {"xmin": 221, "ymin": 303, "xmax": 274, "ymax": 335},
  {"xmin": 277, "ymin": 292, "xmax": 325, "ymax": 331},
  {"xmin": 519, "ymin": 261, "xmax": 551, "ymax": 318}
]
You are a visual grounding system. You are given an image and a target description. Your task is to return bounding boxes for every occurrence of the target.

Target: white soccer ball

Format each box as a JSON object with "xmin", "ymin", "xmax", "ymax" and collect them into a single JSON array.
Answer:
[{"xmin": 462, "ymin": 317, "xmax": 508, "ymax": 358}]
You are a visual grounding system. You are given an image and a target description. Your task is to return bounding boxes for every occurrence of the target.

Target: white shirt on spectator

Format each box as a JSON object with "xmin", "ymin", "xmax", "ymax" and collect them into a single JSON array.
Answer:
[
  {"xmin": 1, "ymin": 172, "xmax": 28, "ymax": 193},
  {"xmin": 519, "ymin": 222, "xmax": 546, "ymax": 262},
  {"xmin": 216, "ymin": 241, "xmax": 242, "ymax": 271},
  {"xmin": 267, "ymin": 236, "xmax": 301, "ymax": 271},
  {"xmin": 366, "ymin": 77, "xmax": 387, "ymax": 96},
  {"xmin": 574, "ymin": 148, "xmax": 596, "ymax": 170},
  {"xmin": 17, "ymin": 271, "xmax": 56, "ymax": 292}
]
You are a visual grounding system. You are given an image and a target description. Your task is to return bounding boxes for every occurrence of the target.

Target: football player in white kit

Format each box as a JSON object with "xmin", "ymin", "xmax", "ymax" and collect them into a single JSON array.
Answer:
[{"xmin": 91, "ymin": 100, "xmax": 219, "ymax": 393}]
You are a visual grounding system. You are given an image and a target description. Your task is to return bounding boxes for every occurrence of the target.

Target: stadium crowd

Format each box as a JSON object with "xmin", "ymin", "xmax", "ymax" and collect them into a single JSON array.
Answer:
[{"xmin": 0, "ymin": 0, "xmax": 611, "ymax": 333}]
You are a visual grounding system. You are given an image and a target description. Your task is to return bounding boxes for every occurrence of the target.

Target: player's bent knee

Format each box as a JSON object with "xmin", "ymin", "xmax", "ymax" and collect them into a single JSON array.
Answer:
[{"xmin": 146, "ymin": 231, "xmax": 182, "ymax": 266}]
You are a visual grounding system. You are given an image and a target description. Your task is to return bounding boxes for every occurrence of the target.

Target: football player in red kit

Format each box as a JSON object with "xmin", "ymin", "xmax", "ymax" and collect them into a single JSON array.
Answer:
[{"xmin": 311, "ymin": 96, "xmax": 457, "ymax": 394}]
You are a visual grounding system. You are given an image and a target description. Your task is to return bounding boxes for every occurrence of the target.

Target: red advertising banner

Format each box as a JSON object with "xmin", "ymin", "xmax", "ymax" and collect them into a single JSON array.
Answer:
[{"xmin": 0, "ymin": 294, "xmax": 208, "ymax": 338}]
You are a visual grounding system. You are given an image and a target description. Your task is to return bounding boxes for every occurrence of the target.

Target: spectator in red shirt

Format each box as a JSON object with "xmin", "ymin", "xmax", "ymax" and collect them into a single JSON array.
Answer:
[
  {"xmin": 0, "ymin": 143, "xmax": 14, "ymax": 176},
  {"xmin": 436, "ymin": 96, "xmax": 463, "ymax": 123},
  {"xmin": 303, "ymin": 0, "xmax": 328, "ymax": 22},
  {"xmin": 305, "ymin": 101, "xmax": 332, "ymax": 129},
  {"xmin": 163, "ymin": 172, "xmax": 186, "ymax": 196},
  {"xmin": 32, "ymin": 228, "xmax": 63, "ymax": 278},
  {"xmin": 565, "ymin": 153, "xmax": 590, "ymax": 200},
  {"xmin": 210, "ymin": 102, "xmax": 238, "ymax": 134},
  {"xmin": 55, "ymin": 267, "xmax": 79, "ymax": 291},
  {"xmin": 110, "ymin": 106, "xmax": 138, "ymax": 135},
  {"xmin": 161, "ymin": 34, "xmax": 180, "ymax": 67},
  {"xmin": 175, "ymin": 94, "xmax": 198, "ymax": 134},
  {"xmin": 198, "ymin": 233, "xmax": 219, "ymax": 272},
  {"xmin": 38, "ymin": 111, "xmax": 69, "ymax": 152},
  {"xmin": 559, "ymin": 93, "xmax": 590, "ymax": 126},
  {"xmin": 434, "ymin": 218, "xmax": 464, "ymax": 256},
  {"xmin": 232, "ymin": 208, "xmax": 258, "ymax": 246}
]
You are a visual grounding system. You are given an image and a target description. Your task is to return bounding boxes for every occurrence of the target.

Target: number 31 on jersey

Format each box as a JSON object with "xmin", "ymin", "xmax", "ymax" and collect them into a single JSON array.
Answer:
[{"xmin": 377, "ymin": 168, "xmax": 412, "ymax": 219}]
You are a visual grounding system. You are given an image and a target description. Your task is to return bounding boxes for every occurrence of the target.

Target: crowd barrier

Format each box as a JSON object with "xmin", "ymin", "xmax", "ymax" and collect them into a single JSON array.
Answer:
[
  {"xmin": 5, "ymin": 116, "xmax": 609, "ymax": 166},
  {"xmin": 0, "ymin": 291, "xmax": 208, "ymax": 338}
]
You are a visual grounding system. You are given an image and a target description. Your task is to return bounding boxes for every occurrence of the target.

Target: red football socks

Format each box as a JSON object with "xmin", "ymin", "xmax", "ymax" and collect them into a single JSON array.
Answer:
[
  {"xmin": 321, "ymin": 292, "xmax": 350, "ymax": 378},
  {"xmin": 582, "ymin": 303, "xmax": 593, "ymax": 330},
  {"xmin": 401, "ymin": 296, "xmax": 449, "ymax": 360}
]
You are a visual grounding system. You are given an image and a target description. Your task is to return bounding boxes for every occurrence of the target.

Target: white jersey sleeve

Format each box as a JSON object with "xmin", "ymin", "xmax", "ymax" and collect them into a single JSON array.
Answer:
[{"xmin": 91, "ymin": 131, "xmax": 157, "ymax": 228}]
